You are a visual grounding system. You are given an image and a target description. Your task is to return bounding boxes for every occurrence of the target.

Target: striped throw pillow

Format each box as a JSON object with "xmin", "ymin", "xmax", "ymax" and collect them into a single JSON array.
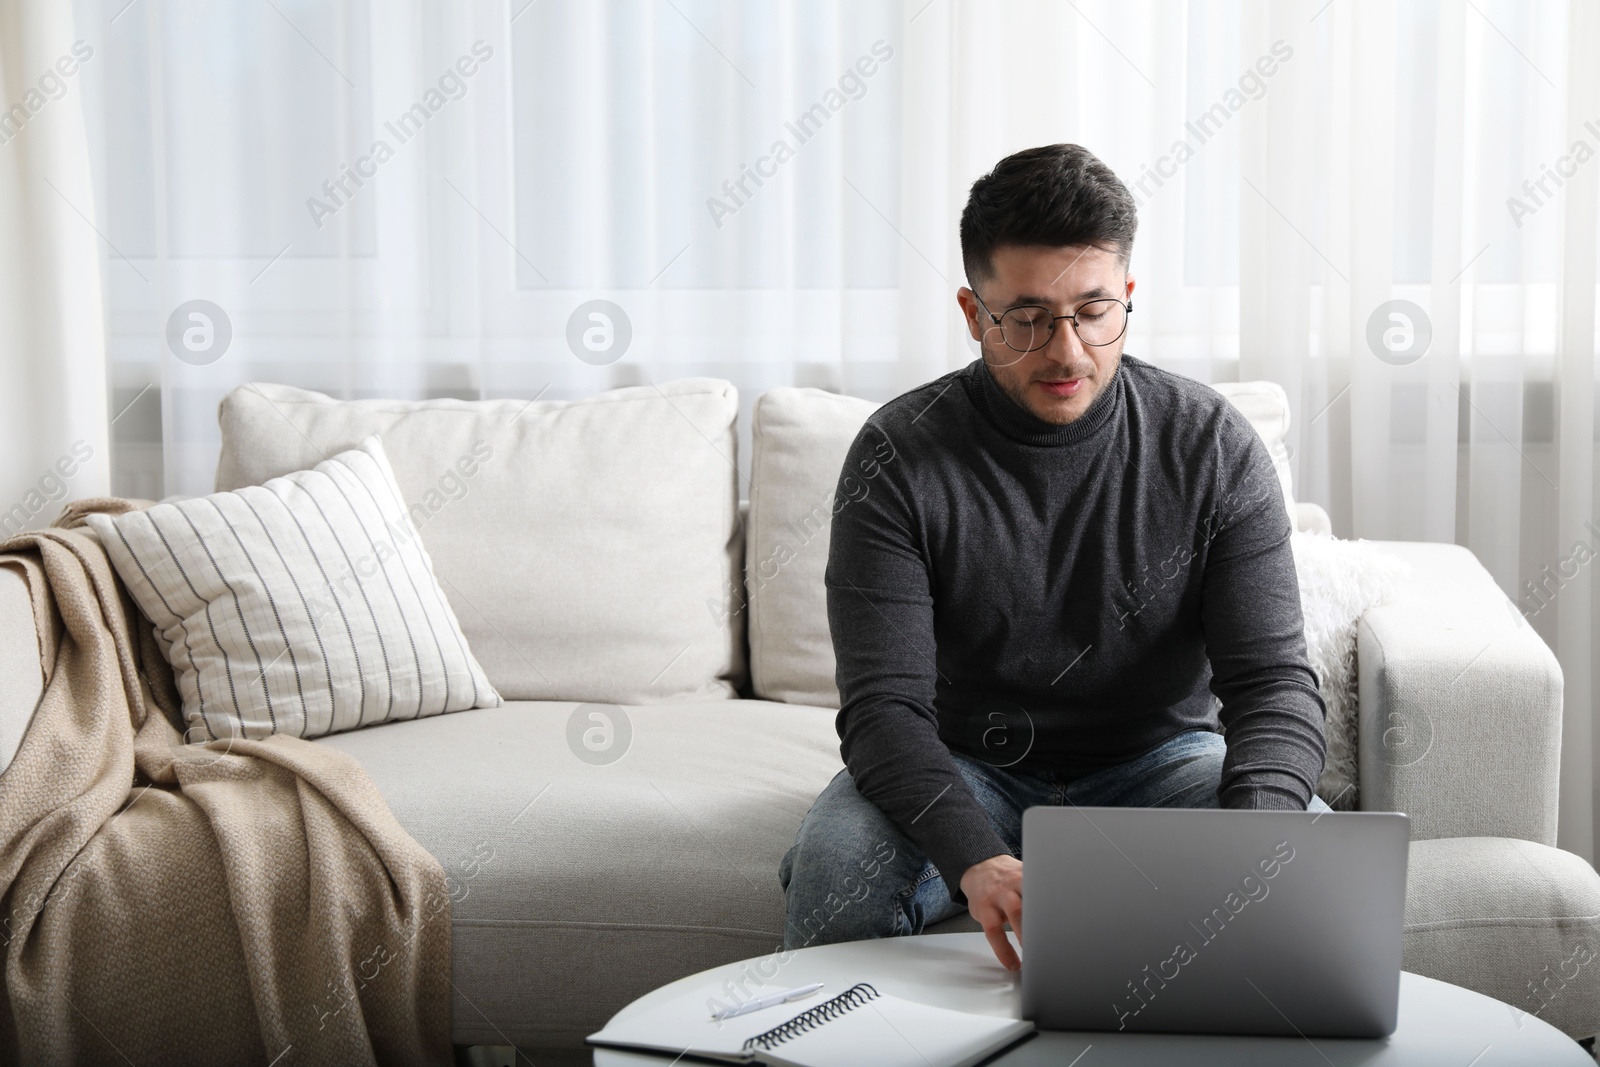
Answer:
[{"xmin": 86, "ymin": 436, "xmax": 502, "ymax": 741}]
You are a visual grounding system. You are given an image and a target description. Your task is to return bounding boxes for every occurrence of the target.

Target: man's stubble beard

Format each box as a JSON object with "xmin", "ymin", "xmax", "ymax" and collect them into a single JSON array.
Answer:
[{"xmin": 985, "ymin": 343, "xmax": 1110, "ymax": 427}]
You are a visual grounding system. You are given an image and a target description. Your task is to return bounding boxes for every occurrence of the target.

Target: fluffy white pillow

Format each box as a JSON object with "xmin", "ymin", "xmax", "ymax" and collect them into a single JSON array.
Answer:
[
  {"xmin": 1290, "ymin": 530, "xmax": 1410, "ymax": 809},
  {"xmin": 86, "ymin": 436, "xmax": 501, "ymax": 741}
]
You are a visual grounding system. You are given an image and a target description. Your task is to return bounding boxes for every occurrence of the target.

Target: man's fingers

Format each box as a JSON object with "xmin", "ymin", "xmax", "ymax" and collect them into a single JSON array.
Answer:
[{"xmin": 983, "ymin": 920, "xmax": 1021, "ymax": 971}]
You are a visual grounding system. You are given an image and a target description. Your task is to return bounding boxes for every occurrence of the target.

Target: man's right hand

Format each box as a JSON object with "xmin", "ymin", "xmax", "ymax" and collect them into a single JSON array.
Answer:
[{"xmin": 961, "ymin": 854, "xmax": 1023, "ymax": 971}]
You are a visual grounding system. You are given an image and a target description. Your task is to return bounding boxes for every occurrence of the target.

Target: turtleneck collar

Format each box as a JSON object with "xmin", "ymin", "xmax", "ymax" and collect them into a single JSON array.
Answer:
[{"xmin": 968, "ymin": 355, "xmax": 1125, "ymax": 447}]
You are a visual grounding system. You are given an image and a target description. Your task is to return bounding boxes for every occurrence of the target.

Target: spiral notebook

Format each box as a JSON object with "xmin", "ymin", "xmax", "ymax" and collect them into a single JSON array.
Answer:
[{"xmin": 586, "ymin": 981, "xmax": 1033, "ymax": 1067}]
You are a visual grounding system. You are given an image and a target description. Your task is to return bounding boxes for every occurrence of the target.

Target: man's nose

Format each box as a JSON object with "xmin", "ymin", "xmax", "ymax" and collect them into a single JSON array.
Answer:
[{"xmin": 1044, "ymin": 318, "xmax": 1086, "ymax": 363}]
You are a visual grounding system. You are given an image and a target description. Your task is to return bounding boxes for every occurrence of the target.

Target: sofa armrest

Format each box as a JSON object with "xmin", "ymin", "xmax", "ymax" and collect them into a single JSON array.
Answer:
[
  {"xmin": 1357, "ymin": 540, "xmax": 1562, "ymax": 845},
  {"xmin": 0, "ymin": 564, "xmax": 43, "ymax": 777}
]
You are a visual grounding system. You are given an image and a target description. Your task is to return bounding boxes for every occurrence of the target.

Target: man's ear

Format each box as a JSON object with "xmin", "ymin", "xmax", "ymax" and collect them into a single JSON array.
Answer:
[
  {"xmin": 956, "ymin": 287, "xmax": 985, "ymax": 343},
  {"xmin": 1124, "ymin": 273, "xmax": 1137, "ymax": 301}
]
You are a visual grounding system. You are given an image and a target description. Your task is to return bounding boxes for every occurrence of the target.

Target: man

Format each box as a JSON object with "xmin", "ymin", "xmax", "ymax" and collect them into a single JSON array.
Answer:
[{"xmin": 777, "ymin": 143, "xmax": 1330, "ymax": 973}]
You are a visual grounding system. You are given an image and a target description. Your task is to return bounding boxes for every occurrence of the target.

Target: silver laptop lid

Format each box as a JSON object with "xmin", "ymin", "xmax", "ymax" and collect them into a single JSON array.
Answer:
[{"xmin": 1020, "ymin": 807, "xmax": 1409, "ymax": 1038}]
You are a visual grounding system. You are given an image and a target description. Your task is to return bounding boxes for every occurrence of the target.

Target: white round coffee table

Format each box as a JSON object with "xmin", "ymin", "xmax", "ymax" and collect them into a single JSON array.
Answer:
[{"xmin": 591, "ymin": 932, "xmax": 1590, "ymax": 1065}]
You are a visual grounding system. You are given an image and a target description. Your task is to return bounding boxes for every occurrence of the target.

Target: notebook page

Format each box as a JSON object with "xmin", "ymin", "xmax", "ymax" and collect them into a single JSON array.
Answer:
[{"xmin": 750, "ymin": 990, "xmax": 1033, "ymax": 1067}]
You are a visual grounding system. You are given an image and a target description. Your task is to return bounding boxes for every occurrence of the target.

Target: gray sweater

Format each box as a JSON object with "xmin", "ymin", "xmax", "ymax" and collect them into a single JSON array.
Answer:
[{"xmin": 825, "ymin": 355, "xmax": 1327, "ymax": 902}]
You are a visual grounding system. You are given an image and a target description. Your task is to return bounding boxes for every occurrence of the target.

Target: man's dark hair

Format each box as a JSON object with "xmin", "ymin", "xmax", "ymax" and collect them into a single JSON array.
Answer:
[{"xmin": 959, "ymin": 143, "xmax": 1137, "ymax": 285}]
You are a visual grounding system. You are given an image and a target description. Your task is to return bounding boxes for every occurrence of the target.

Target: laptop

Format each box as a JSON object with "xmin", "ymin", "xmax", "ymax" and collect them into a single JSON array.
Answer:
[{"xmin": 1020, "ymin": 806, "xmax": 1409, "ymax": 1038}]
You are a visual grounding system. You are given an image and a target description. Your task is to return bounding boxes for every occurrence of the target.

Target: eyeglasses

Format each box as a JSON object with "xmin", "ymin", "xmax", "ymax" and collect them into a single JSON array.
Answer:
[{"xmin": 971, "ymin": 289, "xmax": 1133, "ymax": 366}]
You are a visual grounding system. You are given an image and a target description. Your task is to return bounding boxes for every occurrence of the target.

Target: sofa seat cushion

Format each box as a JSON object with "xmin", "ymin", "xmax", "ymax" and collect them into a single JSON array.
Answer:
[
  {"xmin": 1404, "ymin": 836, "xmax": 1600, "ymax": 1039},
  {"xmin": 315, "ymin": 699, "xmax": 844, "ymax": 1049}
]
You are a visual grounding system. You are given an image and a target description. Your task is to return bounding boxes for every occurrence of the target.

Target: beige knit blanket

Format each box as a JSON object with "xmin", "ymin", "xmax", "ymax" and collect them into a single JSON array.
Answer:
[{"xmin": 0, "ymin": 500, "xmax": 452, "ymax": 1065}]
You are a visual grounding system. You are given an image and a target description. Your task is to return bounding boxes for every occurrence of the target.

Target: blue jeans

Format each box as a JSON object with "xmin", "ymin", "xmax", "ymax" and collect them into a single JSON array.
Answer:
[{"xmin": 777, "ymin": 729, "xmax": 1331, "ymax": 951}]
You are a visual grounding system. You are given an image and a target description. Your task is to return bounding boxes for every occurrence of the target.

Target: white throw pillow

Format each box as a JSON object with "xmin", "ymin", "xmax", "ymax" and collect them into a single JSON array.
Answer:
[
  {"xmin": 1289, "ymin": 530, "xmax": 1410, "ymax": 809},
  {"xmin": 213, "ymin": 379, "xmax": 744, "ymax": 705},
  {"xmin": 86, "ymin": 436, "xmax": 502, "ymax": 741}
]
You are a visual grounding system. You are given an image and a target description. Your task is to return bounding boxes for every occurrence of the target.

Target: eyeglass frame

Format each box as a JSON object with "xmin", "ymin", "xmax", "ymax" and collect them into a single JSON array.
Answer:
[{"xmin": 969, "ymin": 288, "xmax": 1134, "ymax": 351}]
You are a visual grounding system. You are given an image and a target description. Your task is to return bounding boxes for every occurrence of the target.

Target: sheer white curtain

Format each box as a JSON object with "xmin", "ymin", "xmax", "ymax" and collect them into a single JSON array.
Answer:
[
  {"xmin": 62, "ymin": 0, "xmax": 1600, "ymax": 858},
  {"xmin": 78, "ymin": 0, "xmax": 923, "ymax": 498},
  {"xmin": 0, "ymin": 0, "xmax": 108, "ymax": 536},
  {"xmin": 1228, "ymin": 0, "xmax": 1598, "ymax": 861}
]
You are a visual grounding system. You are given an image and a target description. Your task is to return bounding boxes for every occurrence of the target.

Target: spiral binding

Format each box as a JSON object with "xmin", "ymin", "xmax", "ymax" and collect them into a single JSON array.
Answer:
[{"xmin": 740, "ymin": 982, "xmax": 881, "ymax": 1052}]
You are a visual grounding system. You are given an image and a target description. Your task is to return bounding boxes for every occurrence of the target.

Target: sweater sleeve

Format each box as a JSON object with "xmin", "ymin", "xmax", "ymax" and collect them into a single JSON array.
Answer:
[
  {"xmin": 825, "ymin": 420, "xmax": 1011, "ymax": 904},
  {"xmin": 1201, "ymin": 418, "xmax": 1329, "ymax": 810}
]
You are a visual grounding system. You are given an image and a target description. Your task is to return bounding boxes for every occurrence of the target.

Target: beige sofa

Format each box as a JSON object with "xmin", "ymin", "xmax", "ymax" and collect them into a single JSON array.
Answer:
[{"xmin": 1, "ymin": 375, "xmax": 1596, "ymax": 1062}]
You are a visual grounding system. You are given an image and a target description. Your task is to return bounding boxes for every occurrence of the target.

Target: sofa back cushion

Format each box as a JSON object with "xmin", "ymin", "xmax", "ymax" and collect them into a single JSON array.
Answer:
[
  {"xmin": 746, "ymin": 388, "xmax": 879, "ymax": 706},
  {"xmin": 1209, "ymin": 380, "xmax": 1296, "ymax": 518},
  {"xmin": 216, "ymin": 379, "xmax": 744, "ymax": 704},
  {"xmin": 746, "ymin": 378, "xmax": 1297, "ymax": 708}
]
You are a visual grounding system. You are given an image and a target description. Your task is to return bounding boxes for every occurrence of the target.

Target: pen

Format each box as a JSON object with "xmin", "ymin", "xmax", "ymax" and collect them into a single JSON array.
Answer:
[{"xmin": 710, "ymin": 982, "xmax": 825, "ymax": 1021}]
